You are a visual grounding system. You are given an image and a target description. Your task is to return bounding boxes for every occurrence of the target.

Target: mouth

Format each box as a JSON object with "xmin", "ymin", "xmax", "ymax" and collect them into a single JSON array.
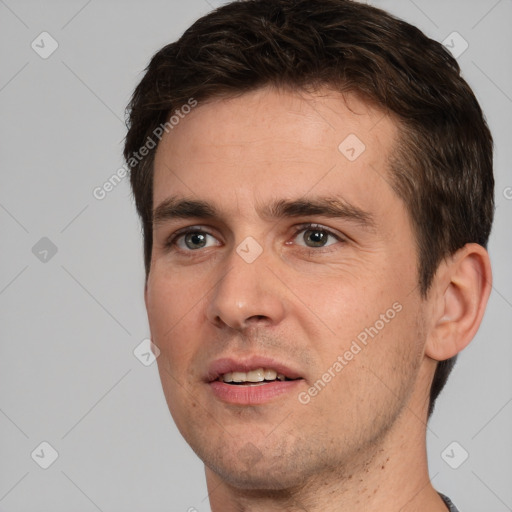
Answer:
[
  {"xmin": 206, "ymin": 357, "xmax": 304, "ymax": 405},
  {"xmin": 217, "ymin": 367, "xmax": 300, "ymax": 386}
]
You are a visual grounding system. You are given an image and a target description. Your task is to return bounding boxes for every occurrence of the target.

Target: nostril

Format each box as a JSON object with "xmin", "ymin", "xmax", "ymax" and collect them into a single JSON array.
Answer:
[{"xmin": 245, "ymin": 314, "xmax": 271, "ymax": 325}]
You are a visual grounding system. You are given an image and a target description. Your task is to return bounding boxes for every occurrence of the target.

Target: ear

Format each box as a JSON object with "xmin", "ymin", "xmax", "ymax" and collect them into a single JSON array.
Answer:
[{"xmin": 425, "ymin": 243, "xmax": 492, "ymax": 361}]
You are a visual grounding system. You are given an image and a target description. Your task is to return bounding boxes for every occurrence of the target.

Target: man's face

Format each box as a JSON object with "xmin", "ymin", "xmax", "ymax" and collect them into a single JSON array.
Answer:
[{"xmin": 146, "ymin": 87, "xmax": 429, "ymax": 488}]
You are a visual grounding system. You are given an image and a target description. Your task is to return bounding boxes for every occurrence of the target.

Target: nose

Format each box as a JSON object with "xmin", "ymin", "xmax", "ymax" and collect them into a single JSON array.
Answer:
[{"xmin": 206, "ymin": 247, "xmax": 286, "ymax": 331}]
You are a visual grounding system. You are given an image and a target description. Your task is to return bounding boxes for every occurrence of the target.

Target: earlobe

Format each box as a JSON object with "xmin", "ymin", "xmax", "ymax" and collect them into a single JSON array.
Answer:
[{"xmin": 425, "ymin": 243, "xmax": 492, "ymax": 362}]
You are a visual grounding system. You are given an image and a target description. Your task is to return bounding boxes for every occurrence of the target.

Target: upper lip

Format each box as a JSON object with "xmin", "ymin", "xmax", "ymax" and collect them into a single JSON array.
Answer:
[{"xmin": 206, "ymin": 356, "xmax": 303, "ymax": 382}]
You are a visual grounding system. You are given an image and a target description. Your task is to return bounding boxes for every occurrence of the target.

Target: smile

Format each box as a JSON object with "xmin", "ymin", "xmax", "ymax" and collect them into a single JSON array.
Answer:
[
  {"xmin": 219, "ymin": 368, "xmax": 297, "ymax": 385},
  {"xmin": 207, "ymin": 357, "xmax": 304, "ymax": 405}
]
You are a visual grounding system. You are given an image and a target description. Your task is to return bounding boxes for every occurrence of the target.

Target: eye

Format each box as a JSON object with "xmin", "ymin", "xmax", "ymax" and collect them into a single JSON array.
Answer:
[
  {"xmin": 167, "ymin": 228, "xmax": 220, "ymax": 251},
  {"xmin": 292, "ymin": 224, "xmax": 341, "ymax": 248}
]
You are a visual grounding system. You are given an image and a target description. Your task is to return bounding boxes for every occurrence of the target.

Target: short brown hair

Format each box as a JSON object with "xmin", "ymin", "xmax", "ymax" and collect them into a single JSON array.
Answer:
[{"xmin": 124, "ymin": 0, "xmax": 494, "ymax": 416}]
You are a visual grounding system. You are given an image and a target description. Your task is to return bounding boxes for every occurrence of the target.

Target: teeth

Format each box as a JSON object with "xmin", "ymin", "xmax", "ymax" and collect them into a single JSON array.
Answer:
[
  {"xmin": 231, "ymin": 371, "xmax": 246, "ymax": 383},
  {"xmin": 264, "ymin": 369, "xmax": 277, "ymax": 381},
  {"xmin": 221, "ymin": 367, "xmax": 289, "ymax": 383},
  {"xmin": 247, "ymin": 368, "xmax": 265, "ymax": 382}
]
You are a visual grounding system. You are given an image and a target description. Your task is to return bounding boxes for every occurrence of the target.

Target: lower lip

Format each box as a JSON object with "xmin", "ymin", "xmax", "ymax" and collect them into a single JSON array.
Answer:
[{"xmin": 209, "ymin": 380, "xmax": 302, "ymax": 405}]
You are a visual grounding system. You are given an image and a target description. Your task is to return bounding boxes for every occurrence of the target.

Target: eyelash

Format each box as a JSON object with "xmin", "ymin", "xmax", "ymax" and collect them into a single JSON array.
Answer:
[{"xmin": 164, "ymin": 223, "xmax": 344, "ymax": 253}]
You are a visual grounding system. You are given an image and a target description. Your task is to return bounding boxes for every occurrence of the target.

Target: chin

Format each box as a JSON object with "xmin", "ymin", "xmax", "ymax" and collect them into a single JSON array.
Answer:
[
  {"xmin": 212, "ymin": 462, "xmax": 307, "ymax": 491},
  {"xmin": 198, "ymin": 441, "xmax": 313, "ymax": 491}
]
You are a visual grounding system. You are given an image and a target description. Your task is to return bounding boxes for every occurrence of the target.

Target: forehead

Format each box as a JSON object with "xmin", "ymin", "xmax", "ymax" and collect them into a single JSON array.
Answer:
[{"xmin": 152, "ymin": 87, "xmax": 399, "ymax": 218}]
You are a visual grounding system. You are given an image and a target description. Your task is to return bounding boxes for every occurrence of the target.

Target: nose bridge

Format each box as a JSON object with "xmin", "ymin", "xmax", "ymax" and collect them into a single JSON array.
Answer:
[{"xmin": 206, "ymin": 239, "xmax": 286, "ymax": 330}]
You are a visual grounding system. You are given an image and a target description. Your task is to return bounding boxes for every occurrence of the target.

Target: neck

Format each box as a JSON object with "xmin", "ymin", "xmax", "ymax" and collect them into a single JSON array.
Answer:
[{"xmin": 206, "ymin": 366, "xmax": 448, "ymax": 512}]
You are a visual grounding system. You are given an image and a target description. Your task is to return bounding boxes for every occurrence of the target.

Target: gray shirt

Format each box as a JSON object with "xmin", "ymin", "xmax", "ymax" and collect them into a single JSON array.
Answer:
[{"xmin": 439, "ymin": 493, "xmax": 460, "ymax": 511}]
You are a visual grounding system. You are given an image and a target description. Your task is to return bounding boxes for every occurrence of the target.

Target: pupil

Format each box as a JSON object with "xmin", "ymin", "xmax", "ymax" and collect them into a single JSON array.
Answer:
[
  {"xmin": 185, "ymin": 232, "xmax": 206, "ymax": 249},
  {"xmin": 305, "ymin": 229, "xmax": 326, "ymax": 247}
]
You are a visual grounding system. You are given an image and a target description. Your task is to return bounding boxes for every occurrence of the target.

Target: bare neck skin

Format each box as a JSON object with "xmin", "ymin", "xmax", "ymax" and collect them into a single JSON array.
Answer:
[{"xmin": 206, "ymin": 360, "xmax": 447, "ymax": 512}]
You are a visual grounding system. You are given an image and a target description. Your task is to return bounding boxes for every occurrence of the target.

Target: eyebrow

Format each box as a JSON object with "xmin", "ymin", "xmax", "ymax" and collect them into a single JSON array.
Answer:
[{"xmin": 153, "ymin": 195, "xmax": 376, "ymax": 230}]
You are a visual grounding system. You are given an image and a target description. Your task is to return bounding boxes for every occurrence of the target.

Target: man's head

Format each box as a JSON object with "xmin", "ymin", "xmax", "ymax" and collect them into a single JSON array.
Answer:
[{"xmin": 124, "ymin": 0, "xmax": 493, "ymax": 492}]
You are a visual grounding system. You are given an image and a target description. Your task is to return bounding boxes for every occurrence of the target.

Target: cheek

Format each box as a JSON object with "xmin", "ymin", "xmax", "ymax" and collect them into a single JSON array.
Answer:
[
  {"xmin": 148, "ymin": 278, "xmax": 206, "ymax": 430},
  {"xmin": 311, "ymin": 278, "xmax": 422, "ymax": 386},
  {"xmin": 315, "ymin": 304, "xmax": 423, "ymax": 434},
  {"xmin": 294, "ymin": 275, "xmax": 383, "ymax": 342},
  {"xmin": 347, "ymin": 301, "xmax": 423, "ymax": 390},
  {"xmin": 146, "ymin": 275, "xmax": 202, "ymax": 366}
]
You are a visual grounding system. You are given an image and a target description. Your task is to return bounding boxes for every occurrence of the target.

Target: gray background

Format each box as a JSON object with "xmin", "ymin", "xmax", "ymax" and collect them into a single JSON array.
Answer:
[{"xmin": 1, "ymin": 0, "xmax": 511, "ymax": 510}]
